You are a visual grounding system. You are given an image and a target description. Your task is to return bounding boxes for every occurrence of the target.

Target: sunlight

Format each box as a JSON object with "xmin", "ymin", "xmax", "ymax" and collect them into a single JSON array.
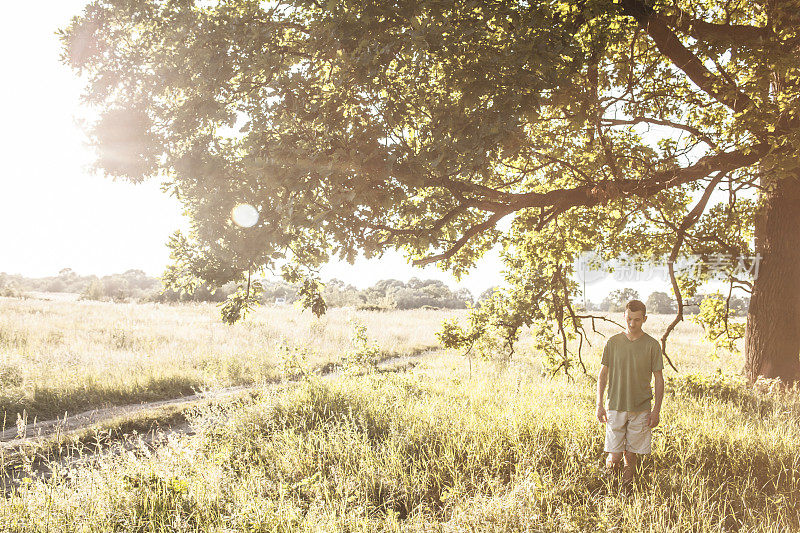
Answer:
[{"xmin": 231, "ymin": 203, "xmax": 259, "ymax": 228}]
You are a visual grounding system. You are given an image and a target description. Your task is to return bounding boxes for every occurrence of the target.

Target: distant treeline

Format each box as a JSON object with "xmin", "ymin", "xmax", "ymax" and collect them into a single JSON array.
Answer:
[
  {"xmin": 0, "ymin": 269, "xmax": 476, "ymax": 310},
  {"xmin": 1, "ymin": 269, "xmax": 162, "ymax": 302},
  {"xmin": 583, "ymin": 288, "xmax": 750, "ymax": 317},
  {"xmin": 0, "ymin": 270, "xmax": 748, "ymax": 315}
]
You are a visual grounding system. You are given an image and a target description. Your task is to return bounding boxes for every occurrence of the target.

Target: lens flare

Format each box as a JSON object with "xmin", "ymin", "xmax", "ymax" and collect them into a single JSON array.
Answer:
[{"xmin": 231, "ymin": 203, "xmax": 259, "ymax": 228}]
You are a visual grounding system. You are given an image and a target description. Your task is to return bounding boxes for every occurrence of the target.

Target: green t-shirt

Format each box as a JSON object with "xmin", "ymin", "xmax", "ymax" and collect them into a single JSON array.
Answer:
[{"xmin": 601, "ymin": 332, "xmax": 664, "ymax": 412}]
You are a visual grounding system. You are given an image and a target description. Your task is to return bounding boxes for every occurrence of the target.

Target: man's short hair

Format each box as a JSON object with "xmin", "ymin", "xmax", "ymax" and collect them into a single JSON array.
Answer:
[{"xmin": 625, "ymin": 300, "xmax": 647, "ymax": 315}]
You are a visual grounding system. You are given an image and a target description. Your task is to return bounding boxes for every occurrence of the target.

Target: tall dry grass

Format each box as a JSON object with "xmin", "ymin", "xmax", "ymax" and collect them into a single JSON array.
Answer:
[
  {"xmin": 0, "ymin": 298, "xmax": 454, "ymax": 421},
  {"xmin": 2, "ymin": 360, "xmax": 797, "ymax": 531},
  {"xmin": 2, "ymin": 297, "xmax": 789, "ymax": 531}
]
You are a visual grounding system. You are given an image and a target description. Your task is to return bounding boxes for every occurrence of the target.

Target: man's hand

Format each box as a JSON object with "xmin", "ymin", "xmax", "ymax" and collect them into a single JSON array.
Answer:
[
  {"xmin": 647, "ymin": 409, "xmax": 660, "ymax": 428},
  {"xmin": 596, "ymin": 404, "xmax": 607, "ymax": 424}
]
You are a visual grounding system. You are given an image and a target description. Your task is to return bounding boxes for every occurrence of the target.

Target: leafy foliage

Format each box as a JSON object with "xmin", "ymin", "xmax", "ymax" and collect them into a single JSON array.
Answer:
[
  {"xmin": 342, "ymin": 320, "xmax": 381, "ymax": 371},
  {"xmin": 646, "ymin": 291, "xmax": 676, "ymax": 314},
  {"xmin": 692, "ymin": 292, "xmax": 746, "ymax": 357},
  {"xmin": 59, "ymin": 0, "xmax": 800, "ymax": 373},
  {"xmin": 219, "ymin": 280, "xmax": 263, "ymax": 325},
  {"xmin": 282, "ymin": 266, "xmax": 327, "ymax": 317},
  {"xmin": 601, "ymin": 288, "xmax": 641, "ymax": 312}
]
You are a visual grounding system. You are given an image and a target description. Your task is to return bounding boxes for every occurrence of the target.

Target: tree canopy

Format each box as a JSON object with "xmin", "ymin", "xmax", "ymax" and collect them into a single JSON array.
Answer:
[{"xmin": 61, "ymin": 0, "xmax": 800, "ymax": 381}]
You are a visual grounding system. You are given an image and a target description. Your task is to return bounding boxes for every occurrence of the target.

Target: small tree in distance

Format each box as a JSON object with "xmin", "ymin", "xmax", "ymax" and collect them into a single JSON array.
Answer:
[
  {"xmin": 646, "ymin": 292, "xmax": 677, "ymax": 315},
  {"xmin": 601, "ymin": 288, "xmax": 640, "ymax": 313}
]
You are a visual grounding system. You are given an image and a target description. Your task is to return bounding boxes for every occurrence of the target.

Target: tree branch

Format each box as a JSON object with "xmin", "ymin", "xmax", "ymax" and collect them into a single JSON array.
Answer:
[
  {"xmin": 622, "ymin": 0, "xmax": 757, "ymax": 116},
  {"xmin": 412, "ymin": 210, "xmax": 509, "ymax": 266},
  {"xmin": 410, "ymin": 144, "xmax": 767, "ymax": 268},
  {"xmin": 371, "ymin": 205, "xmax": 465, "ymax": 239},
  {"xmin": 557, "ymin": 266, "xmax": 590, "ymax": 376},
  {"xmin": 508, "ymin": 143, "xmax": 767, "ymax": 212},
  {"xmin": 601, "ymin": 116, "xmax": 719, "ymax": 148},
  {"xmin": 660, "ymin": 8, "xmax": 768, "ymax": 47},
  {"xmin": 660, "ymin": 172, "xmax": 726, "ymax": 371}
]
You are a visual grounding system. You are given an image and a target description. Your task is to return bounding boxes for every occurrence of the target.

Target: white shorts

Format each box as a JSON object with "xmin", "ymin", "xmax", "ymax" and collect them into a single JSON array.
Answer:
[{"xmin": 604, "ymin": 410, "xmax": 651, "ymax": 454}]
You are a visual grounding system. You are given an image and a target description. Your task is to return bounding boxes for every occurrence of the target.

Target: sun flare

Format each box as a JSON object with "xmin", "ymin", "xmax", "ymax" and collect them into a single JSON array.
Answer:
[{"xmin": 231, "ymin": 203, "xmax": 259, "ymax": 228}]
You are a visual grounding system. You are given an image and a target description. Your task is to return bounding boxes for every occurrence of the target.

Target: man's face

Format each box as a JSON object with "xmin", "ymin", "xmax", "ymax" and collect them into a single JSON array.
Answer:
[{"xmin": 625, "ymin": 309, "xmax": 647, "ymax": 333}]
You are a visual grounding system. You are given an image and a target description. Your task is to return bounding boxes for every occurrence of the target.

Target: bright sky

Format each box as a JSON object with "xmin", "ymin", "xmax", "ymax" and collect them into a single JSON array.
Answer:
[
  {"xmin": 0, "ymin": 1, "xmax": 185, "ymax": 279},
  {"xmin": 0, "ymin": 1, "xmax": 695, "ymax": 303}
]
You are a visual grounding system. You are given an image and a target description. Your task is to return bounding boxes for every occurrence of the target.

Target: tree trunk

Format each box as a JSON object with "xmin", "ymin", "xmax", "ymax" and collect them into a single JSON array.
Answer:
[{"xmin": 744, "ymin": 175, "xmax": 800, "ymax": 383}]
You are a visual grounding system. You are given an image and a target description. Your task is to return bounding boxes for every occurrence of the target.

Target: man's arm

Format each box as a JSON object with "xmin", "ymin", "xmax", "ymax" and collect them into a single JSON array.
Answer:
[
  {"xmin": 649, "ymin": 370, "xmax": 664, "ymax": 428},
  {"xmin": 596, "ymin": 364, "xmax": 609, "ymax": 423}
]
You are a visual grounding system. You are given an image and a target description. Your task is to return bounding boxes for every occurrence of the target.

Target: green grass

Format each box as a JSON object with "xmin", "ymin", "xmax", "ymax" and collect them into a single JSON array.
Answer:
[
  {"xmin": 2, "ymin": 296, "xmax": 777, "ymax": 531},
  {"xmin": 0, "ymin": 298, "xmax": 450, "ymax": 421},
  {"xmin": 0, "ymin": 296, "xmax": 742, "ymax": 423},
  {"xmin": 2, "ymin": 361, "xmax": 798, "ymax": 531}
]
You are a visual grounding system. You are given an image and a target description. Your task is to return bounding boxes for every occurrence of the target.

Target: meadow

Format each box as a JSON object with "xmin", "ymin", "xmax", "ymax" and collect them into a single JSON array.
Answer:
[
  {"xmin": 4, "ymin": 295, "xmax": 798, "ymax": 532},
  {"xmin": 0, "ymin": 297, "xmax": 451, "ymax": 423}
]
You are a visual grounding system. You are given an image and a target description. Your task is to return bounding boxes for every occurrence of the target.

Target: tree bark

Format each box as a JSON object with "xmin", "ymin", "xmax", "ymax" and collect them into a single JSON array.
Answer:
[{"xmin": 744, "ymin": 174, "xmax": 800, "ymax": 383}]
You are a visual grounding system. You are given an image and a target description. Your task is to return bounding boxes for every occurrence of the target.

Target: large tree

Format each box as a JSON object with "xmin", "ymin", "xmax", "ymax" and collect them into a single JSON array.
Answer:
[{"xmin": 61, "ymin": 0, "xmax": 800, "ymax": 382}]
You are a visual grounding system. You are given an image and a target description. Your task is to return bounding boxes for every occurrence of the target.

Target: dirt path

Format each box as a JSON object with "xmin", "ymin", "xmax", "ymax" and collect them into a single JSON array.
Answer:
[
  {"xmin": 0, "ymin": 348, "xmax": 434, "ymax": 453},
  {"xmin": 0, "ymin": 385, "xmax": 253, "ymax": 446},
  {"xmin": 0, "ymin": 351, "xmax": 432, "ymax": 493}
]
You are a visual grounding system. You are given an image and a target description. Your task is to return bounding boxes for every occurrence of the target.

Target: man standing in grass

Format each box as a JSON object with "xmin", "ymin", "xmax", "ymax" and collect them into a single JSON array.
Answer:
[{"xmin": 596, "ymin": 299, "xmax": 664, "ymax": 485}]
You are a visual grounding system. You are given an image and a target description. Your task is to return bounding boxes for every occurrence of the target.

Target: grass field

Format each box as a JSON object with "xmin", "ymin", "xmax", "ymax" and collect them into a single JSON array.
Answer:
[
  {"xmin": 0, "ymin": 298, "xmax": 453, "ymax": 423},
  {"xmin": 4, "ymin": 296, "xmax": 790, "ymax": 532}
]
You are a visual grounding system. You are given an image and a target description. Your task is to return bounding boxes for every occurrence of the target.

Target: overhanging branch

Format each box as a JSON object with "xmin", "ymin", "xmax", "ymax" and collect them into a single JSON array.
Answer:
[
  {"xmin": 410, "ymin": 143, "xmax": 767, "ymax": 267},
  {"xmin": 660, "ymin": 8, "xmax": 768, "ymax": 47},
  {"xmin": 508, "ymin": 143, "xmax": 767, "ymax": 211},
  {"xmin": 661, "ymin": 172, "xmax": 726, "ymax": 371},
  {"xmin": 621, "ymin": 0, "xmax": 758, "ymax": 116},
  {"xmin": 412, "ymin": 209, "xmax": 509, "ymax": 266}
]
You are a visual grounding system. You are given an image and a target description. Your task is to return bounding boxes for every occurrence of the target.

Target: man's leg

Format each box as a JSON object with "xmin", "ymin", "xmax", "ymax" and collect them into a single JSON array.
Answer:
[
  {"xmin": 622, "ymin": 450, "xmax": 637, "ymax": 484},
  {"xmin": 604, "ymin": 410, "xmax": 626, "ymax": 474},
  {"xmin": 622, "ymin": 411, "xmax": 651, "ymax": 485},
  {"xmin": 606, "ymin": 452, "xmax": 623, "ymax": 472}
]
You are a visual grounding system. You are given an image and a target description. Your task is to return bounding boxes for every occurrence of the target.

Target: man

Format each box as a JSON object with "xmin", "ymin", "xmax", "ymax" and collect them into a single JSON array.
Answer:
[{"xmin": 596, "ymin": 299, "xmax": 665, "ymax": 486}]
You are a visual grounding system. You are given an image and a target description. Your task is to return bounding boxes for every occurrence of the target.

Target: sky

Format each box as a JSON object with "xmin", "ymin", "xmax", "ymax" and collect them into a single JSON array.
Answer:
[{"xmin": 0, "ymin": 1, "xmax": 701, "ymax": 303}]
